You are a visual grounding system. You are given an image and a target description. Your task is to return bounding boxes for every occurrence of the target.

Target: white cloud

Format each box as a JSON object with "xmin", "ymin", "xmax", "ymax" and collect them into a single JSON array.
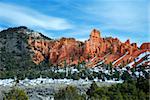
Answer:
[
  {"xmin": 0, "ymin": 2, "xmax": 73, "ymax": 30},
  {"xmin": 78, "ymin": 0, "xmax": 148, "ymax": 33}
]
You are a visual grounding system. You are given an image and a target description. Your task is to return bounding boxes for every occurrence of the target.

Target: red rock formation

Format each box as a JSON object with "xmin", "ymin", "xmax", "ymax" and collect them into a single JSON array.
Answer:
[
  {"xmin": 112, "ymin": 44, "xmax": 117, "ymax": 53},
  {"xmin": 131, "ymin": 43, "xmax": 137, "ymax": 48},
  {"xmin": 28, "ymin": 36, "xmax": 83, "ymax": 66},
  {"xmin": 84, "ymin": 29, "xmax": 104, "ymax": 58},
  {"xmin": 125, "ymin": 39, "xmax": 130, "ymax": 45},
  {"xmin": 140, "ymin": 43, "xmax": 150, "ymax": 50},
  {"xmin": 28, "ymin": 29, "xmax": 150, "ymax": 67}
]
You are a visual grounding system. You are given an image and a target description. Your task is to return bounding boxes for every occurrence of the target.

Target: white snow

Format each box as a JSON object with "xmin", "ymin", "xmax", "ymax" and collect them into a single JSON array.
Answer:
[
  {"xmin": 126, "ymin": 51, "xmax": 150, "ymax": 68},
  {"xmin": 0, "ymin": 78, "xmax": 123, "ymax": 87},
  {"xmin": 105, "ymin": 80, "xmax": 123, "ymax": 83},
  {"xmin": 113, "ymin": 52, "xmax": 128, "ymax": 65},
  {"xmin": 0, "ymin": 79, "xmax": 15, "ymax": 86}
]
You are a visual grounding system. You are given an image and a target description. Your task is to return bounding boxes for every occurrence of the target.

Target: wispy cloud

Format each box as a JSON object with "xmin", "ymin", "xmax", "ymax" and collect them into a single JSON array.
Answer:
[
  {"xmin": 0, "ymin": 2, "xmax": 73, "ymax": 30},
  {"xmin": 79, "ymin": 0, "xmax": 148, "ymax": 34},
  {"xmin": 0, "ymin": 0, "xmax": 148, "ymax": 45},
  {"xmin": 62, "ymin": 0, "xmax": 149, "ymax": 45}
]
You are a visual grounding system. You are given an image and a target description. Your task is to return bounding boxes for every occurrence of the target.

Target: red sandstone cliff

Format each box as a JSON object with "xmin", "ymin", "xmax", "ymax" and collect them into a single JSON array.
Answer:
[
  {"xmin": 28, "ymin": 29, "xmax": 150, "ymax": 67},
  {"xmin": 28, "ymin": 36, "xmax": 84, "ymax": 66},
  {"xmin": 140, "ymin": 43, "xmax": 150, "ymax": 50}
]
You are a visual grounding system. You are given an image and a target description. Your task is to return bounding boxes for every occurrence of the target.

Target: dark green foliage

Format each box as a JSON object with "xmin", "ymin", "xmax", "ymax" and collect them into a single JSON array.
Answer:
[
  {"xmin": 86, "ymin": 81, "xmax": 98, "ymax": 97},
  {"xmin": 4, "ymin": 87, "xmax": 29, "ymax": 100},
  {"xmin": 86, "ymin": 78, "xmax": 149, "ymax": 100},
  {"xmin": 0, "ymin": 26, "xmax": 36, "ymax": 70},
  {"xmin": 54, "ymin": 86, "xmax": 85, "ymax": 100},
  {"xmin": 72, "ymin": 72, "xmax": 80, "ymax": 80},
  {"xmin": 0, "ymin": 26, "xmax": 52, "ymax": 79},
  {"xmin": 136, "ymin": 77, "xmax": 149, "ymax": 94},
  {"xmin": 121, "ymin": 71, "xmax": 132, "ymax": 81},
  {"xmin": 112, "ymin": 70, "xmax": 120, "ymax": 80},
  {"xmin": 54, "ymin": 78, "xmax": 149, "ymax": 100},
  {"xmin": 38, "ymin": 32, "xmax": 52, "ymax": 40}
]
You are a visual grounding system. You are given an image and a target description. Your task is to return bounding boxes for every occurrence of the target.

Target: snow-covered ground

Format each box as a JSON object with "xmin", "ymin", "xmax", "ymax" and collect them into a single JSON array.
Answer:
[
  {"xmin": 0, "ymin": 78, "xmax": 123, "ymax": 87},
  {"xmin": 0, "ymin": 78, "xmax": 123, "ymax": 100}
]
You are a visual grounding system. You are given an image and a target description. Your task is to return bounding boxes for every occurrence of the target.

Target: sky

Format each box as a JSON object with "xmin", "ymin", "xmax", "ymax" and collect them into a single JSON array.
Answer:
[{"xmin": 0, "ymin": 0, "xmax": 149, "ymax": 46}]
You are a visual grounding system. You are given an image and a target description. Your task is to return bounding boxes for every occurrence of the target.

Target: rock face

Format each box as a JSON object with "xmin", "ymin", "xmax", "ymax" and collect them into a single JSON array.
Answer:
[
  {"xmin": 1, "ymin": 27, "xmax": 149, "ymax": 68},
  {"xmin": 28, "ymin": 37, "xmax": 83, "ymax": 66},
  {"xmin": 84, "ymin": 29, "xmax": 103, "ymax": 58},
  {"xmin": 140, "ymin": 43, "xmax": 150, "ymax": 50},
  {"xmin": 0, "ymin": 26, "xmax": 37, "ymax": 70},
  {"xmin": 27, "ymin": 28, "xmax": 150, "ymax": 67}
]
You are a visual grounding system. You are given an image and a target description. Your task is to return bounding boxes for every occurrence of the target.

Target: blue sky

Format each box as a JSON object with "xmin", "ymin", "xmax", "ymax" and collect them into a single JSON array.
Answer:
[{"xmin": 0, "ymin": 0, "xmax": 149, "ymax": 46}]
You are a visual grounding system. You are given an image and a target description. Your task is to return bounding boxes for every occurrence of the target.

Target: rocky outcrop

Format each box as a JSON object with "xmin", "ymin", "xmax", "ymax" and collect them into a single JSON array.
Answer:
[
  {"xmin": 1, "ymin": 26, "xmax": 149, "ymax": 71},
  {"xmin": 28, "ymin": 36, "xmax": 84, "ymax": 66},
  {"xmin": 0, "ymin": 26, "xmax": 37, "ymax": 70},
  {"xmin": 131, "ymin": 43, "xmax": 137, "ymax": 49},
  {"xmin": 1, "ymin": 27, "xmax": 148, "ymax": 67},
  {"xmin": 27, "ymin": 28, "xmax": 150, "ymax": 67},
  {"xmin": 84, "ymin": 29, "xmax": 103, "ymax": 58},
  {"xmin": 140, "ymin": 43, "xmax": 150, "ymax": 50}
]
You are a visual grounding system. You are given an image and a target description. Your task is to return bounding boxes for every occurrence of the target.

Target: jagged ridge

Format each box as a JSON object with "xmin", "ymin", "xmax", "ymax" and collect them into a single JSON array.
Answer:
[
  {"xmin": 27, "ymin": 28, "xmax": 150, "ymax": 67},
  {"xmin": 0, "ymin": 26, "xmax": 149, "ymax": 68}
]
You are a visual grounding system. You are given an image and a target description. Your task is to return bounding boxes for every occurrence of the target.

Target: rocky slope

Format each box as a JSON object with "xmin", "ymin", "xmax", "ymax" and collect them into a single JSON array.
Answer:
[
  {"xmin": 84, "ymin": 29, "xmax": 150, "ymax": 67},
  {"xmin": 0, "ymin": 27, "xmax": 149, "ymax": 68},
  {"xmin": 0, "ymin": 26, "xmax": 33, "ymax": 70},
  {"xmin": 0, "ymin": 26, "xmax": 52, "ymax": 71}
]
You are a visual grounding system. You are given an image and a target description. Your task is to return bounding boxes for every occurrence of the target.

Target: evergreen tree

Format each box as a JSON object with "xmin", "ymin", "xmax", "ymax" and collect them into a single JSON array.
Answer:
[
  {"xmin": 86, "ymin": 81, "xmax": 98, "ymax": 97},
  {"xmin": 54, "ymin": 86, "xmax": 85, "ymax": 100}
]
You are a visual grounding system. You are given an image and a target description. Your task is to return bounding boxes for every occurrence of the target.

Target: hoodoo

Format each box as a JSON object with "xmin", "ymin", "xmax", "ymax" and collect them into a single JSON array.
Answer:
[{"xmin": 1, "ymin": 27, "xmax": 149, "ymax": 67}]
